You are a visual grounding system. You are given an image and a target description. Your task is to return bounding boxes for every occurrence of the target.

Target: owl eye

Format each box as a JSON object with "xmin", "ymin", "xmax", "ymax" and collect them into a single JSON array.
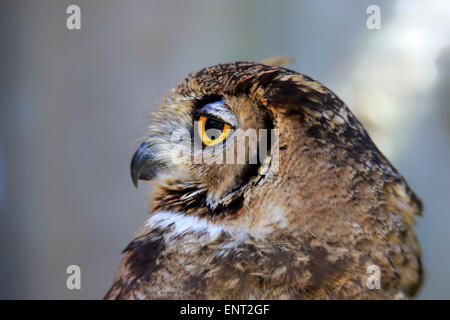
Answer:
[{"xmin": 198, "ymin": 116, "xmax": 232, "ymax": 146}]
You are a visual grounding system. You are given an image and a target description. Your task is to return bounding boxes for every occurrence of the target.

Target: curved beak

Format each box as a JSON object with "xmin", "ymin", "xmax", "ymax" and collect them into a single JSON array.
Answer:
[{"xmin": 130, "ymin": 141, "xmax": 163, "ymax": 188}]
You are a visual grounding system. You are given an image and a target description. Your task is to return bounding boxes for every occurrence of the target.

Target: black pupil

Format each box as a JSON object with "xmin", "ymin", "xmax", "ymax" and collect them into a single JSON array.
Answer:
[{"xmin": 205, "ymin": 119, "xmax": 224, "ymax": 140}]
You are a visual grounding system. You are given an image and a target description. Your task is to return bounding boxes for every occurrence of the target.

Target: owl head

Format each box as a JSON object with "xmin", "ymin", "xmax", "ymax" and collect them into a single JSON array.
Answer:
[
  {"xmin": 101, "ymin": 61, "xmax": 425, "ymax": 300},
  {"xmin": 130, "ymin": 62, "xmax": 421, "ymax": 230}
]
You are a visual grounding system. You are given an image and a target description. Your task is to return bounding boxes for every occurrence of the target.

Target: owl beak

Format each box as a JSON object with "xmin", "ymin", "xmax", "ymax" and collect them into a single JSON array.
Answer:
[{"xmin": 130, "ymin": 141, "xmax": 163, "ymax": 188}]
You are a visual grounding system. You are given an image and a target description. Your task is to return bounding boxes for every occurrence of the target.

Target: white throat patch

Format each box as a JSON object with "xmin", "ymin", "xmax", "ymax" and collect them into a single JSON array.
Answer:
[{"xmin": 145, "ymin": 211, "xmax": 225, "ymax": 241}]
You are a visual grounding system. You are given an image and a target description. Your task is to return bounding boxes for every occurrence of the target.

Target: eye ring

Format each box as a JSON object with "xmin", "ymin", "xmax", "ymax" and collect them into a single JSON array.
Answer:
[{"xmin": 198, "ymin": 116, "xmax": 232, "ymax": 146}]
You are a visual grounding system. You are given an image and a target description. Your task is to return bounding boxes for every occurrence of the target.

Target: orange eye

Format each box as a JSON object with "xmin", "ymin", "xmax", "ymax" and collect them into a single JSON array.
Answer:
[{"xmin": 197, "ymin": 116, "xmax": 232, "ymax": 146}]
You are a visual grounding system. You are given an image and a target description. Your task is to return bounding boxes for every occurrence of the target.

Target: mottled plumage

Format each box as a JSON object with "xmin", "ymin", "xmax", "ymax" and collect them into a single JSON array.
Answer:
[{"xmin": 105, "ymin": 62, "xmax": 422, "ymax": 299}]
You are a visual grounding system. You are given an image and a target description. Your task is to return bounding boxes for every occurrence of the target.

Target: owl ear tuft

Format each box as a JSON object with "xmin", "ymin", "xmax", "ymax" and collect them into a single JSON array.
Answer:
[{"xmin": 259, "ymin": 56, "xmax": 293, "ymax": 67}]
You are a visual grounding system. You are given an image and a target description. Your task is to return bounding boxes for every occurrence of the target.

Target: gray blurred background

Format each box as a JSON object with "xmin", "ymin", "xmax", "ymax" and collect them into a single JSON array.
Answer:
[{"xmin": 0, "ymin": 0, "xmax": 449, "ymax": 299}]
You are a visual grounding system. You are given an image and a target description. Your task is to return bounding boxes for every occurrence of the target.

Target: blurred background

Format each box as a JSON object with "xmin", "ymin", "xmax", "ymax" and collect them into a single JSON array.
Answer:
[{"xmin": 0, "ymin": 0, "xmax": 449, "ymax": 299}]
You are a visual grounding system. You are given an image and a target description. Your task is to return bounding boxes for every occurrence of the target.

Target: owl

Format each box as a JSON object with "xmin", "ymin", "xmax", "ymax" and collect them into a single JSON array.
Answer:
[{"xmin": 105, "ymin": 61, "xmax": 423, "ymax": 299}]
